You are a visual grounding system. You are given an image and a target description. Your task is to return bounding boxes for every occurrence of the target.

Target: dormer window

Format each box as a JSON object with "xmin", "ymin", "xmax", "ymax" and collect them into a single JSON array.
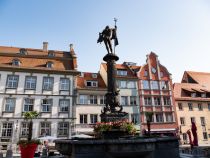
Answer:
[
  {"xmin": 160, "ymin": 71, "xmax": 164, "ymax": 78},
  {"xmin": 19, "ymin": 48, "xmax": 27, "ymax": 55},
  {"xmin": 117, "ymin": 70, "xmax": 127, "ymax": 76},
  {"xmin": 201, "ymin": 93, "xmax": 206, "ymax": 98},
  {"xmin": 12, "ymin": 59, "xmax": 21, "ymax": 66},
  {"xmin": 144, "ymin": 70, "xmax": 148, "ymax": 76},
  {"xmin": 48, "ymin": 51, "xmax": 55, "ymax": 57},
  {"xmin": 46, "ymin": 61, "xmax": 53, "ymax": 68},
  {"xmin": 86, "ymin": 81, "xmax": 98, "ymax": 87},
  {"xmin": 191, "ymin": 92, "xmax": 196, "ymax": 98},
  {"xmin": 92, "ymin": 74, "xmax": 97, "ymax": 78}
]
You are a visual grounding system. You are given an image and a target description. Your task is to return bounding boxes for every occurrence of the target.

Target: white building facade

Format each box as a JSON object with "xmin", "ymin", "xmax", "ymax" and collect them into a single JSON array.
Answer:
[{"xmin": 0, "ymin": 43, "xmax": 79, "ymax": 149}]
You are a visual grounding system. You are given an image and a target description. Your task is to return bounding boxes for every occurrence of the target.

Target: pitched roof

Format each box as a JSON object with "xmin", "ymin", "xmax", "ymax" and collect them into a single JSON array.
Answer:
[
  {"xmin": 77, "ymin": 72, "xmax": 106, "ymax": 90},
  {"xmin": 183, "ymin": 71, "xmax": 210, "ymax": 89},
  {"xmin": 0, "ymin": 45, "xmax": 78, "ymax": 73},
  {"xmin": 101, "ymin": 63, "xmax": 140, "ymax": 79}
]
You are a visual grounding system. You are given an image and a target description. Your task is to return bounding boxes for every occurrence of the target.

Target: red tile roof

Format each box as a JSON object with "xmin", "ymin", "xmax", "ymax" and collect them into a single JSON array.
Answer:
[
  {"xmin": 77, "ymin": 72, "xmax": 106, "ymax": 89},
  {"xmin": 101, "ymin": 63, "xmax": 140, "ymax": 79},
  {"xmin": 0, "ymin": 46, "xmax": 78, "ymax": 73},
  {"xmin": 183, "ymin": 71, "xmax": 210, "ymax": 89}
]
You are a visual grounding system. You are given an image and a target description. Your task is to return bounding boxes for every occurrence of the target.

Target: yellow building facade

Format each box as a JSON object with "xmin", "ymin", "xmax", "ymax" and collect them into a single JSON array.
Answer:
[{"xmin": 174, "ymin": 71, "xmax": 210, "ymax": 146}]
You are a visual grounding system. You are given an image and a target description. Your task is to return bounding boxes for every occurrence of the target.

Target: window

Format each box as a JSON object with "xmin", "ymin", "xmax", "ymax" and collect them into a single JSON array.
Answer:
[
  {"xmin": 188, "ymin": 103, "xmax": 193, "ymax": 111},
  {"xmin": 19, "ymin": 48, "xmax": 27, "ymax": 55},
  {"xmin": 191, "ymin": 93, "xmax": 196, "ymax": 97},
  {"xmin": 23, "ymin": 98, "xmax": 34, "ymax": 112},
  {"xmin": 58, "ymin": 122, "xmax": 69, "ymax": 136},
  {"xmin": 156, "ymin": 113, "xmax": 164, "ymax": 122},
  {"xmin": 60, "ymin": 78, "xmax": 70, "ymax": 91},
  {"xmin": 144, "ymin": 97, "xmax": 152, "ymax": 105},
  {"xmin": 178, "ymin": 103, "xmax": 183, "ymax": 110},
  {"xmin": 130, "ymin": 96, "xmax": 137, "ymax": 105},
  {"xmin": 90, "ymin": 95, "xmax": 97, "ymax": 104},
  {"xmin": 92, "ymin": 74, "xmax": 97, "ymax": 78},
  {"xmin": 41, "ymin": 99, "xmax": 52, "ymax": 112},
  {"xmin": 160, "ymin": 81, "xmax": 168, "ymax": 90},
  {"xmin": 208, "ymin": 103, "xmax": 210, "ymax": 111},
  {"xmin": 48, "ymin": 51, "xmax": 55, "ymax": 57},
  {"xmin": 117, "ymin": 80, "xmax": 127, "ymax": 88},
  {"xmin": 43, "ymin": 77, "xmax": 54, "ymax": 90},
  {"xmin": 131, "ymin": 114, "xmax": 139, "ymax": 124},
  {"xmin": 165, "ymin": 113, "xmax": 173, "ymax": 122},
  {"xmin": 145, "ymin": 113, "xmax": 154, "ymax": 122},
  {"xmin": 80, "ymin": 114, "xmax": 87, "ymax": 124},
  {"xmin": 86, "ymin": 81, "xmax": 98, "ymax": 87},
  {"xmin": 201, "ymin": 93, "xmax": 206, "ymax": 98},
  {"xmin": 180, "ymin": 117, "xmax": 185, "ymax": 125},
  {"xmin": 198, "ymin": 103, "xmax": 203, "ymax": 111},
  {"xmin": 151, "ymin": 67, "xmax": 156, "ymax": 74},
  {"xmin": 40, "ymin": 122, "xmax": 51, "ymax": 136},
  {"xmin": 121, "ymin": 96, "xmax": 128, "ymax": 106},
  {"xmin": 151, "ymin": 81, "xmax": 159, "ymax": 90},
  {"xmin": 127, "ymin": 81, "xmax": 135, "ymax": 88},
  {"xmin": 117, "ymin": 70, "xmax": 127, "ymax": 76},
  {"xmin": 142, "ymin": 80, "xmax": 150, "ymax": 89},
  {"xmin": 46, "ymin": 61, "xmax": 53, "ymax": 68},
  {"xmin": 154, "ymin": 97, "xmax": 161, "ymax": 106},
  {"xmin": 144, "ymin": 70, "xmax": 148, "ymax": 76},
  {"xmin": 59, "ymin": 99, "xmax": 69, "ymax": 112},
  {"xmin": 160, "ymin": 71, "xmax": 164, "ymax": 78},
  {"xmin": 1, "ymin": 122, "xmax": 13, "ymax": 137},
  {"xmin": 200, "ymin": 117, "xmax": 206, "ymax": 126},
  {"xmin": 190, "ymin": 117, "xmax": 195, "ymax": 123},
  {"xmin": 12, "ymin": 59, "xmax": 20, "ymax": 66},
  {"xmin": 19, "ymin": 48, "xmax": 28, "ymax": 55},
  {"xmin": 20, "ymin": 122, "xmax": 29, "ymax": 137},
  {"xmin": 79, "ymin": 95, "xmax": 88, "ymax": 104},
  {"xmin": 6, "ymin": 75, "xmax": 19, "ymax": 89},
  {"xmin": 99, "ymin": 95, "xmax": 106, "ymax": 105},
  {"xmin": 90, "ymin": 114, "xmax": 98, "ymax": 124},
  {"xmin": 163, "ymin": 97, "xmax": 171, "ymax": 105},
  {"xmin": 25, "ymin": 76, "xmax": 36, "ymax": 90},
  {"xmin": 5, "ymin": 98, "xmax": 15, "ymax": 112},
  {"xmin": 183, "ymin": 133, "xmax": 187, "ymax": 142},
  {"xmin": 203, "ymin": 132, "xmax": 208, "ymax": 140}
]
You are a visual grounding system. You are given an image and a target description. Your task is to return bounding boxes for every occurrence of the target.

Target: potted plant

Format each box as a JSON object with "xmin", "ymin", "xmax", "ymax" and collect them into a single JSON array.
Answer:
[
  {"xmin": 17, "ymin": 111, "xmax": 41, "ymax": 158},
  {"xmin": 145, "ymin": 112, "xmax": 154, "ymax": 136}
]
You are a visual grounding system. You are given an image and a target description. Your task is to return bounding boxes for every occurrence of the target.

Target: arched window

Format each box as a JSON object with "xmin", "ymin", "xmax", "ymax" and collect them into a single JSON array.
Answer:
[
  {"xmin": 48, "ymin": 51, "xmax": 55, "ymax": 57},
  {"xmin": 46, "ymin": 61, "xmax": 53, "ymax": 68},
  {"xmin": 19, "ymin": 48, "xmax": 28, "ymax": 55},
  {"xmin": 12, "ymin": 59, "xmax": 21, "ymax": 66}
]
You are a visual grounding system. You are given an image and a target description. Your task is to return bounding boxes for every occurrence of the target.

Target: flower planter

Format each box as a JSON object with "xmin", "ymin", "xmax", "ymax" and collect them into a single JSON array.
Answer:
[{"xmin": 19, "ymin": 144, "xmax": 38, "ymax": 158}]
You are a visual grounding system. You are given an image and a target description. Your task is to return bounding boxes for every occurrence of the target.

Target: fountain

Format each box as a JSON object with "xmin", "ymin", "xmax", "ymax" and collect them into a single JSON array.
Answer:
[{"xmin": 55, "ymin": 19, "xmax": 179, "ymax": 158}]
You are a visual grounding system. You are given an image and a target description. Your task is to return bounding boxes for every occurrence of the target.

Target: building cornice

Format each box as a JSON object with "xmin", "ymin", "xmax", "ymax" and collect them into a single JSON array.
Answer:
[{"xmin": 0, "ymin": 66, "xmax": 80, "ymax": 75}]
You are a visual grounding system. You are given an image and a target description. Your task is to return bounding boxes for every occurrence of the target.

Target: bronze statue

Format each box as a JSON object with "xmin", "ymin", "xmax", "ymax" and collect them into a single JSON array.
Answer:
[{"xmin": 97, "ymin": 24, "xmax": 118, "ymax": 54}]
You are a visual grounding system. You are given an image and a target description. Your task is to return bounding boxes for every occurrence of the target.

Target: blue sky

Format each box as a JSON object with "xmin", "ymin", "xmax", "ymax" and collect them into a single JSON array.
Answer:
[{"xmin": 1, "ymin": 0, "xmax": 210, "ymax": 82}]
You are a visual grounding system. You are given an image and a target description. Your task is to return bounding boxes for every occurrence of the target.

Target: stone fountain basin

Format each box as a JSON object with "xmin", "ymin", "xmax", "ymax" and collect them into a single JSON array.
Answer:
[{"xmin": 55, "ymin": 137, "xmax": 179, "ymax": 158}]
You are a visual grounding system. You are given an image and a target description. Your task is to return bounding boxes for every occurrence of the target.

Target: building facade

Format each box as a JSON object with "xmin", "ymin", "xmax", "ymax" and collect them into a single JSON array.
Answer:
[
  {"xmin": 0, "ymin": 43, "xmax": 79, "ymax": 149},
  {"xmin": 138, "ymin": 52, "xmax": 178, "ymax": 135},
  {"xmin": 75, "ymin": 72, "xmax": 107, "ymax": 134},
  {"xmin": 174, "ymin": 71, "xmax": 210, "ymax": 146}
]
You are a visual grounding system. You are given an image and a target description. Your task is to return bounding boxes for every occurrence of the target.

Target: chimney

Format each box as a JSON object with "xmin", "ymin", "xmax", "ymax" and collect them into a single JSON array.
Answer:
[
  {"xmin": 43, "ymin": 42, "xmax": 48, "ymax": 52},
  {"xmin": 69, "ymin": 44, "xmax": 75, "ymax": 55}
]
